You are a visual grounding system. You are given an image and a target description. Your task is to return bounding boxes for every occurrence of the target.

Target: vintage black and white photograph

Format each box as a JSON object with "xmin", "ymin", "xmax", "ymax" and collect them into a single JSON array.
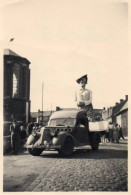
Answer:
[{"xmin": 1, "ymin": 0, "xmax": 128, "ymax": 192}]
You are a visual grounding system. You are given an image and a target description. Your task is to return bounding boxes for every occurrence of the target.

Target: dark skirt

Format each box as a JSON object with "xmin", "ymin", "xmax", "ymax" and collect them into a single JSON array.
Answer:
[
  {"xmin": 78, "ymin": 103, "xmax": 94, "ymax": 119},
  {"xmin": 85, "ymin": 104, "xmax": 94, "ymax": 119}
]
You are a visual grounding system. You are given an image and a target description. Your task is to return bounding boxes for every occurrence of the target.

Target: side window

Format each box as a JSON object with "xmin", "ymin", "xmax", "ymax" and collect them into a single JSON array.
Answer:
[{"xmin": 12, "ymin": 63, "xmax": 20, "ymax": 98}]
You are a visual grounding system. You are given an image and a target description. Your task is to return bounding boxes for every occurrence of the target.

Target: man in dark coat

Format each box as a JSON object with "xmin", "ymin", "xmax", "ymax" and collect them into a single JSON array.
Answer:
[
  {"xmin": 118, "ymin": 125, "xmax": 125, "ymax": 140},
  {"xmin": 108, "ymin": 122, "xmax": 114, "ymax": 142},
  {"xmin": 26, "ymin": 122, "xmax": 34, "ymax": 137},
  {"xmin": 10, "ymin": 119, "xmax": 21, "ymax": 154}
]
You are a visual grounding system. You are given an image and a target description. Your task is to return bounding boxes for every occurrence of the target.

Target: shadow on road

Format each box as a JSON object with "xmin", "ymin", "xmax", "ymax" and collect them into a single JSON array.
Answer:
[{"xmin": 39, "ymin": 147, "xmax": 127, "ymax": 160}]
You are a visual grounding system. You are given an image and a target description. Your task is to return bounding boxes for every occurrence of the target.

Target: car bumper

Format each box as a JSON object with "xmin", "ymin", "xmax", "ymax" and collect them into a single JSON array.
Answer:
[{"xmin": 25, "ymin": 144, "xmax": 61, "ymax": 150}]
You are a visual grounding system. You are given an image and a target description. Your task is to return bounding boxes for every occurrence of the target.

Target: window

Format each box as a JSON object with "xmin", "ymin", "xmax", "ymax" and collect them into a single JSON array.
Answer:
[
  {"xmin": 12, "ymin": 63, "xmax": 20, "ymax": 98},
  {"xmin": 49, "ymin": 118, "xmax": 76, "ymax": 126}
]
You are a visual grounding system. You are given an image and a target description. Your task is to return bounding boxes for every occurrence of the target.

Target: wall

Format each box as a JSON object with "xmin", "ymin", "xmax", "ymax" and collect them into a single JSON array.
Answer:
[
  {"xmin": 121, "ymin": 111, "xmax": 128, "ymax": 136},
  {"xmin": 116, "ymin": 111, "xmax": 128, "ymax": 136}
]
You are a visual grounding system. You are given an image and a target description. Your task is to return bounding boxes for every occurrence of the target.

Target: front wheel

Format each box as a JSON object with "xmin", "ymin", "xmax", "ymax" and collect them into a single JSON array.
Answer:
[
  {"xmin": 28, "ymin": 148, "xmax": 43, "ymax": 156},
  {"xmin": 58, "ymin": 136, "xmax": 74, "ymax": 157}
]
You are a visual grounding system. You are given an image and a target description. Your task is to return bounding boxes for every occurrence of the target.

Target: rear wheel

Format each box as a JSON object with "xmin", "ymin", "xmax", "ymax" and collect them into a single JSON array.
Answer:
[
  {"xmin": 58, "ymin": 137, "xmax": 74, "ymax": 157},
  {"xmin": 28, "ymin": 148, "xmax": 43, "ymax": 156}
]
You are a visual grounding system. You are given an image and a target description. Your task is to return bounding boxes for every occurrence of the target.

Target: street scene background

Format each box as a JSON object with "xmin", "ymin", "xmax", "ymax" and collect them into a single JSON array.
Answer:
[
  {"xmin": 1, "ymin": 0, "xmax": 129, "ymax": 193},
  {"xmin": 1, "ymin": 0, "xmax": 128, "ymax": 111}
]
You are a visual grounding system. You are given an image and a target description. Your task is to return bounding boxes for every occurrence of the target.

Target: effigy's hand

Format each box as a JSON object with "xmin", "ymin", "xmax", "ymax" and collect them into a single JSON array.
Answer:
[{"xmin": 78, "ymin": 101, "xmax": 85, "ymax": 107}]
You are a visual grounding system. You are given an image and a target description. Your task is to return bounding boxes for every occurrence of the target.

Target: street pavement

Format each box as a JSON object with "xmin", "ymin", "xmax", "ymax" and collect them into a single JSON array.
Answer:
[{"xmin": 3, "ymin": 139, "xmax": 128, "ymax": 192}]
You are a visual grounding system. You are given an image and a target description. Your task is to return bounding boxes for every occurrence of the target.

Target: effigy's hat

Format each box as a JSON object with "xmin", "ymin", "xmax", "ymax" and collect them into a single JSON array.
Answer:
[{"xmin": 76, "ymin": 74, "xmax": 88, "ymax": 84}]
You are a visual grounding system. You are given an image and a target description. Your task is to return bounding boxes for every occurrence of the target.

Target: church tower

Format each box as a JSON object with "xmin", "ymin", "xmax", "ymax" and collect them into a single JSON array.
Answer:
[{"xmin": 4, "ymin": 49, "xmax": 31, "ymax": 124}]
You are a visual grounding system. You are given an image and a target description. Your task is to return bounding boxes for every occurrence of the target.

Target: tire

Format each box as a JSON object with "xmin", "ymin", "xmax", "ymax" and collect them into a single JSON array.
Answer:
[
  {"xmin": 58, "ymin": 136, "xmax": 74, "ymax": 157},
  {"xmin": 90, "ymin": 133, "xmax": 100, "ymax": 151},
  {"xmin": 28, "ymin": 148, "xmax": 43, "ymax": 156}
]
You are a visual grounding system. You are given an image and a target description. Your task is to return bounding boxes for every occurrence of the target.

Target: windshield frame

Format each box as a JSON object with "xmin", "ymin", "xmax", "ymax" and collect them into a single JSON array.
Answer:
[{"xmin": 48, "ymin": 118, "xmax": 76, "ymax": 127}]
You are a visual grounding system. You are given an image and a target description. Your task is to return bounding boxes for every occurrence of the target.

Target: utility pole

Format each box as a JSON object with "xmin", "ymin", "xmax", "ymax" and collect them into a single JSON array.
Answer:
[
  {"xmin": 42, "ymin": 82, "xmax": 44, "ymax": 123},
  {"xmin": 51, "ymin": 102, "xmax": 53, "ymax": 114}
]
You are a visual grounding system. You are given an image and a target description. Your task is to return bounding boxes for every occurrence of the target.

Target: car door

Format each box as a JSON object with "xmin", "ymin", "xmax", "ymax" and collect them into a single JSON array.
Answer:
[{"xmin": 75, "ymin": 119, "xmax": 89, "ymax": 144}]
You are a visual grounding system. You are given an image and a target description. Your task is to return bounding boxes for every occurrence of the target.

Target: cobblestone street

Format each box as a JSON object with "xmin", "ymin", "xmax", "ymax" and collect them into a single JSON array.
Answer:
[{"xmin": 3, "ymin": 140, "xmax": 128, "ymax": 192}]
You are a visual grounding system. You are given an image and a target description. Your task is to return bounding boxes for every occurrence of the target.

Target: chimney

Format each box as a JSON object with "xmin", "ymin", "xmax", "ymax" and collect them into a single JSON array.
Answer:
[
  {"xmin": 115, "ymin": 102, "xmax": 119, "ymax": 106},
  {"xmin": 120, "ymin": 99, "xmax": 124, "ymax": 103},
  {"xmin": 125, "ymin": 95, "xmax": 128, "ymax": 100},
  {"xmin": 56, "ymin": 106, "xmax": 61, "ymax": 111}
]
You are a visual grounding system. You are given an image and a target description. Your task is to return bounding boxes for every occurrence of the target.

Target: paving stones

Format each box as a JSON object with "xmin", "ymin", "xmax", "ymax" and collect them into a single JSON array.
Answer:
[
  {"xmin": 4, "ymin": 141, "xmax": 128, "ymax": 192},
  {"xmin": 25, "ymin": 156, "xmax": 127, "ymax": 191}
]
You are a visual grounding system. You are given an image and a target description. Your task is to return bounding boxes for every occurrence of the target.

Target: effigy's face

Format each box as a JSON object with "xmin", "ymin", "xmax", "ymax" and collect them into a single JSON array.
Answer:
[{"xmin": 80, "ymin": 79, "xmax": 86, "ymax": 87}]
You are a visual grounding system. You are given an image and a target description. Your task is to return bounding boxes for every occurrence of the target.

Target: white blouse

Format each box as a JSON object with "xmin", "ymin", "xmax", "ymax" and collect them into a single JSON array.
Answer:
[{"xmin": 75, "ymin": 88, "xmax": 92, "ymax": 106}]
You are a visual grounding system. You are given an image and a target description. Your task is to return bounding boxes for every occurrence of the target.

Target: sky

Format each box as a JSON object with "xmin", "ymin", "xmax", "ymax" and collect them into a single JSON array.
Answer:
[{"xmin": 1, "ymin": 0, "xmax": 129, "ymax": 112}]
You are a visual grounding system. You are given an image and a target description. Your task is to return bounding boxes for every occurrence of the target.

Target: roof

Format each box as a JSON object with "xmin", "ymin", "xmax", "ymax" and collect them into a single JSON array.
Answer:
[
  {"xmin": 50, "ymin": 109, "xmax": 86, "ymax": 120},
  {"xmin": 59, "ymin": 108, "xmax": 78, "ymax": 111},
  {"xmin": 112, "ymin": 100, "xmax": 127, "ymax": 115},
  {"xmin": 4, "ymin": 49, "xmax": 20, "ymax": 57},
  {"xmin": 4, "ymin": 49, "xmax": 30, "ymax": 64},
  {"xmin": 31, "ymin": 111, "xmax": 52, "ymax": 118},
  {"xmin": 31, "ymin": 112, "xmax": 38, "ymax": 118},
  {"xmin": 115, "ymin": 101, "xmax": 128, "ymax": 115}
]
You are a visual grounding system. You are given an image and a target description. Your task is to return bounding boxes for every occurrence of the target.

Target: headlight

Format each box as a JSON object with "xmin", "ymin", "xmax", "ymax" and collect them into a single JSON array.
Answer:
[
  {"xmin": 50, "ymin": 128, "xmax": 56, "ymax": 136},
  {"xmin": 68, "ymin": 128, "xmax": 72, "ymax": 132}
]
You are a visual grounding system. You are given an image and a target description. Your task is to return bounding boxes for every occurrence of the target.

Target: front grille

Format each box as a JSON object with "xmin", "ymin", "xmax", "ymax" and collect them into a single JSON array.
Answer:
[{"xmin": 56, "ymin": 128, "xmax": 72, "ymax": 133}]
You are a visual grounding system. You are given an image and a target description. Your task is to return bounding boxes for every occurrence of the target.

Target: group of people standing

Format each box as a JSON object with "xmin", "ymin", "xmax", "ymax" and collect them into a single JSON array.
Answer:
[
  {"xmin": 9, "ymin": 120, "xmax": 42, "ymax": 155},
  {"xmin": 103, "ymin": 122, "xmax": 125, "ymax": 143}
]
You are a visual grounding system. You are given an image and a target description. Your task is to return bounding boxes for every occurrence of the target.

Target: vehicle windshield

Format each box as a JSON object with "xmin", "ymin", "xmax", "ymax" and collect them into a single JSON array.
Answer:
[{"xmin": 48, "ymin": 118, "xmax": 76, "ymax": 126}]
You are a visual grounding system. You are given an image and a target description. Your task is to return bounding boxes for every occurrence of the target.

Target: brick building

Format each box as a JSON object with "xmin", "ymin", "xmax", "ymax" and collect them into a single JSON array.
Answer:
[
  {"xmin": 101, "ymin": 95, "xmax": 128, "ymax": 136},
  {"xmin": 115, "ymin": 101, "xmax": 128, "ymax": 136},
  {"xmin": 3, "ymin": 49, "xmax": 31, "ymax": 124},
  {"xmin": 31, "ymin": 110, "xmax": 52, "ymax": 126}
]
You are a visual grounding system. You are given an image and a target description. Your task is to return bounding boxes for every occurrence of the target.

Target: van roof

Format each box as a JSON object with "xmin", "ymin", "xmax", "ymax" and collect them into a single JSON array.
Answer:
[{"xmin": 50, "ymin": 109, "xmax": 87, "ymax": 120}]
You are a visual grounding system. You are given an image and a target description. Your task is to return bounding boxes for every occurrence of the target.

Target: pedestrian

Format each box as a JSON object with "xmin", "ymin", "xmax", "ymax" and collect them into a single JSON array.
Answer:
[
  {"xmin": 113, "ymin": 123, "xmax": 119, "ymax": 143},
  {"xmin": 20, "ymin": 125, "xmax": 27, "ymax": 151},
  {"xmin": 26, "ymin": 122, "xmax": 34, "ymax": 137},
  {"xmin": 26, "ymin": 123, "xmax": 42, "ymax": 146},
  {"xmin": 118, "ymin": 125, "xmax": 125, "ymax": 140},
  {"xmin": 108, "ymin": 122, "xmax": 114, "ymax": 143},
  {"xmin": 75, "ymin": 74, "xmax": 94, "ymax": 120},
  {"xmin": 104, "ymin": 130, "xmax": 109, "ymax": 142},
  {"xmin": 32, "ymin": 123, "xmax": 39, "ymax": 134},
  {"xmin": 10, "ymin": 119, "xmax": 21, "ymax": 155}
]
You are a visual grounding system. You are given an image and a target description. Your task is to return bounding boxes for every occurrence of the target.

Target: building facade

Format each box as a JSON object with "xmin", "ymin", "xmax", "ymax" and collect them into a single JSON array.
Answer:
[
  {"xmin": 4, "ymin": 49, "xmax": 31, "ymax": 124},
  {"xmin": 101, "ymin": 95, "xmax": 128, "ymax": 136},
  {"xmin": 115, "ymin": 102, "xmax": 128, "ymax": 136},
  {"xmin": 31, "ymin": 110, "xmax": 52, "ymax": 126}
]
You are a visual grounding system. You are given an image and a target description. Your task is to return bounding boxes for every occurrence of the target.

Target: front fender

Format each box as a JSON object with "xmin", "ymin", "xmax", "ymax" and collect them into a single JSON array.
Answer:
[
  {"xmin": 26, "ymin": 134, "xmax": 40, "ymax": 145},
  {"xmin": 52, "ymin": 132, "xmax": 74, "ymax": 146}
]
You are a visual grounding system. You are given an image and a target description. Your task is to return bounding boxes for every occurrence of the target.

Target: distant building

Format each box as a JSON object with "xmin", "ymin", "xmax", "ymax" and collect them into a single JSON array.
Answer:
[
  {"xmin": 115, "ymin": 101, "xmax": 128, "ymax": 136},
  {"xmin": 3, "ymin": 49, "xmax": 31, "ymax": 124},
  {"xmin": 31, "ymin": 110, "xmax": 53, "ymax": 126},
  {"xmin": 101, "ymin": 95, "xmax": 128, "ymax": 136}
]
